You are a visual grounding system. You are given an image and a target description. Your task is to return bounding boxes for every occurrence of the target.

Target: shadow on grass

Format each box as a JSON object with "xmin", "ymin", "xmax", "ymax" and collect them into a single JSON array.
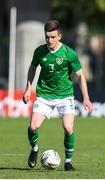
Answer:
[
  {"xmin": 0, "ymin": 167, "xmax": 32, "ymax": 171},
  {"xmin": 0, "ymin": 167, "xmax": 64, "ymax": 172}
]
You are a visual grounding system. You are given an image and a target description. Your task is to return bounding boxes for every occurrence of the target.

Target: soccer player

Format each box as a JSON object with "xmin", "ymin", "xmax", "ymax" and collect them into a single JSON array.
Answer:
[{"xmin": 23, "ymin": 20, "xmax": 93, "ymax": 171}]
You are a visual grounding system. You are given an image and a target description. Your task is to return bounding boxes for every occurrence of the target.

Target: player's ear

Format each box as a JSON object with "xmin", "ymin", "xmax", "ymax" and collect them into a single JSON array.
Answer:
[{"xmin": 58, "ymin": 33, "xmax": 62, "ymax": 40}]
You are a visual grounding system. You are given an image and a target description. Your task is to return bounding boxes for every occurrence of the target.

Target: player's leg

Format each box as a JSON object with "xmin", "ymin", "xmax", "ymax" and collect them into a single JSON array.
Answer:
[
  {"xmin": 57, "ymin": 97, "xmax": 75, "ymax": 171},
  {"xmin": 62, "ymin": 114, "xmax": 75, "ymax": 171},
  {"xmin": 28, "ymin": 112, "xmax": 45, "ymax": 168},
  {"xmin": 28, "ymin": 98, "xmax": 53, "ymax": 168}
]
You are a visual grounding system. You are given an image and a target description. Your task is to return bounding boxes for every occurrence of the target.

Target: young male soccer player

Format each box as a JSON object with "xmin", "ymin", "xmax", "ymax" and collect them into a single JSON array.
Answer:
[{"xmin": 23, "ymin": 20, "xmax": 93, "ymax": 171}]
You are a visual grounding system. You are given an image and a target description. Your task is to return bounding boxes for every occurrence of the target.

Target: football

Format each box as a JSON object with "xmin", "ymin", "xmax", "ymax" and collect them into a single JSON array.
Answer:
[{"xmin": 41, "ymin": 150, "xmax": 61, "ymax": 170}]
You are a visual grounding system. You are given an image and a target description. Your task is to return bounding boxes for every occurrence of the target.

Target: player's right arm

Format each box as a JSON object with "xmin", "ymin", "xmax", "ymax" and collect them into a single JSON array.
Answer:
[
  {"xmin": 23, "ymin": 46, "xmax": 41, "ymax": 103},
  {"xmin": 23, "ymin": 64, "xmax": 37, "ymax": 104}
]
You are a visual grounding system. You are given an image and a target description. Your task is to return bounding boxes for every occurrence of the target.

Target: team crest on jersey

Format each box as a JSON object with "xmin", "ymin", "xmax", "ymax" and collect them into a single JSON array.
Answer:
[{"xmin": 56, "ymin": 58, "xmax": 63, "ymax": 65}]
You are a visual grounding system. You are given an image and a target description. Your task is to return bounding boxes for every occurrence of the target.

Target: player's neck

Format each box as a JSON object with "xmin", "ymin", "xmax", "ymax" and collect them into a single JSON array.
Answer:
[{"xmin": 48, "ymin": 42, "xmax": 62, "ymax": 53}]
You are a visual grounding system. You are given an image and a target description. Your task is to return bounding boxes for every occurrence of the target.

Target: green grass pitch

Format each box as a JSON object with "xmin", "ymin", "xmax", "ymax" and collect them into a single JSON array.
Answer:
[{"xmin": 0, "ymin": 116, "xmax": 105, "ymax": 179}]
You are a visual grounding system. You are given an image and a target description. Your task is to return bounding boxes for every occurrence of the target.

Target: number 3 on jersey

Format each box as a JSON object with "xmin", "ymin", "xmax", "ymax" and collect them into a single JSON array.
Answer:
[{"xmin": 49, "ymin": 64, "xmax": 54, "ymax": 72}]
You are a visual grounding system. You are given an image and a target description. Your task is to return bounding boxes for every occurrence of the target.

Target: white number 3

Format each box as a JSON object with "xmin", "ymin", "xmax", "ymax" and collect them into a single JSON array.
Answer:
[{"xmin": 49, "ymin": 64, "xmax": 54, "ymax": 72}]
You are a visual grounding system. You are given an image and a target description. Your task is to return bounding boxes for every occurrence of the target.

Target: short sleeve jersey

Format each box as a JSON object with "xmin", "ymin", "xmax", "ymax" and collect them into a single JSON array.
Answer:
[{"xmin": 31, "ymin": 43, "xmax": 81, "ymax": 99}]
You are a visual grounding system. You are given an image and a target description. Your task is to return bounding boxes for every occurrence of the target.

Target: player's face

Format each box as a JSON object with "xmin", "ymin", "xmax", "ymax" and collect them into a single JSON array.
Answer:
[{"xmin": 45, "ymin": 30, "xmax": 61, "ymax": 50}]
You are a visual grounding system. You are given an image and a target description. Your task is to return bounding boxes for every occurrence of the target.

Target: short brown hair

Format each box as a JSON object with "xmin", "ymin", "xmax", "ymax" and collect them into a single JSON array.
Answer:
[{"xmin": 44, "ymin": 20, "xmax": 61, "ymax": 33}]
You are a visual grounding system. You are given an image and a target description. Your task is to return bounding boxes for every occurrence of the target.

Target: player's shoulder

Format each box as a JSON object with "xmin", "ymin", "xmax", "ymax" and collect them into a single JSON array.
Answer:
[
  {"xmin": 63, "ymin": 43, "xmax": 77, "ymax": 55},
  {"xmin": 35, "ymin": 44, "xmax": 48, "ymax": 52},
  {"xmin": 62, "ymin": 43, "xmax": 78, "ymax": 59},
  {"xmin": 33, "ymin": 44, "xmax": 49, "ymax": 58}
]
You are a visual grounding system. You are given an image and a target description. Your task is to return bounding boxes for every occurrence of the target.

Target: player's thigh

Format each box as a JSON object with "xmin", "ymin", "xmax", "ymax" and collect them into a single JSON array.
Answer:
[
  {"xmin": 30, "ymin": 112, "xmax": 45, "ymax": 130},
  {"xmin": 62, "ymin": 114, "xmax": 75, "ymax": 134},
  {"xmin": 32, "ymin": 99, "xmax": 53, "ymax": 119}
]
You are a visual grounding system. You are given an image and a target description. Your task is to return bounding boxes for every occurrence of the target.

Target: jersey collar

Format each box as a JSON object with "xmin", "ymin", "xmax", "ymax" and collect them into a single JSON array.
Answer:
[{"xmin": 48, "ymin": 42, "xmax": 62, "ymax": 53}]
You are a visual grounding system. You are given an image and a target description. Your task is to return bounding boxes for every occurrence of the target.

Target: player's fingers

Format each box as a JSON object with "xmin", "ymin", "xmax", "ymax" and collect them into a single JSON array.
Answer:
[
  {"xmin": 22, "ymin": 96, "xmax": 28, "ymax": 104},
  {"xmin": 89, "ymin": 104, "xmax": 93, "ymax": 112},
  {"xmin": 86, "ymin": 104, "xmax": 93, "ymax": 112},
  {"xmin": 84, "ymin": 104, "xmax": 89, "ymax": 111}
]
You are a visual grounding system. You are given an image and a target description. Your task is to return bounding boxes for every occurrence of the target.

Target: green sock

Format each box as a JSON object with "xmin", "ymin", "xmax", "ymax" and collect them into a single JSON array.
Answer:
[
  {"xmin": 64, "ymin": 131, "xmax": 75, "ymax": 160},
  {"xmin": 28, "ymin": 127, "xmax": 38, "ymax": 148}
]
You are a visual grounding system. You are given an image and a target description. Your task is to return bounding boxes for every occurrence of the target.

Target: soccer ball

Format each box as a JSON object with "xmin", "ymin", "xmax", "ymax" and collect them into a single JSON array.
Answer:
[{"xmin": 41, "ymin": 150, "xmax": 61, "ymax": 170}]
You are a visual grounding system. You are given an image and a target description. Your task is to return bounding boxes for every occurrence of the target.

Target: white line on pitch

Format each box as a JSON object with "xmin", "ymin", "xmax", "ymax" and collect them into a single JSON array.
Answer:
[{"xmin": 0, "ymin": 153, "xmax": 26, "ymax": 156}]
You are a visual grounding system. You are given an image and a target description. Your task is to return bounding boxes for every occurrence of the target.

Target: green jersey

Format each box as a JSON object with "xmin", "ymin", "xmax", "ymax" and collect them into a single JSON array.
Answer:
[{"xmin": 31, "ymin": 43, "xmax": 81, "ymax": 99}]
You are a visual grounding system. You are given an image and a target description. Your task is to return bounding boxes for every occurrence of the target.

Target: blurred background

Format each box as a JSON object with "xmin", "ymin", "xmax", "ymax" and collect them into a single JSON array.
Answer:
[{"xmin": 0, "ymin": 0, "xmax": 105, "ymax": 117}]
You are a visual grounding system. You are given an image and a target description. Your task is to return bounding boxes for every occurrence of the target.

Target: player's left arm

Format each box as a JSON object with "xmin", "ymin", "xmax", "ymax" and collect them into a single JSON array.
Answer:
[{"xmin": 74, "ymin": 69, "xmax": 93, "ymax": 112}]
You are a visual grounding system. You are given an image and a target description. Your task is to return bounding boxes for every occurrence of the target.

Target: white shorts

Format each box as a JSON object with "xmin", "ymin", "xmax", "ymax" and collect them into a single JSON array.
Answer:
[{"xmin": 32, "ymin": 97, "xmax": 75, "ymax": 119}]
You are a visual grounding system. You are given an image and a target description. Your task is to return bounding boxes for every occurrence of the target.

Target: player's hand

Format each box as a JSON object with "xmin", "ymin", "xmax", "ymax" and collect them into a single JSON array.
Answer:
[
  {"xmin": 83, "ymin": 99, "xmax": 93, "ymax": 112},
  {"xmin": 22, "ymin": 89, "xmax": 31, "ymax": 104},
  {"xmin": 22, "ymin": 96, "xmax": 28, "ymax": 104}
]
